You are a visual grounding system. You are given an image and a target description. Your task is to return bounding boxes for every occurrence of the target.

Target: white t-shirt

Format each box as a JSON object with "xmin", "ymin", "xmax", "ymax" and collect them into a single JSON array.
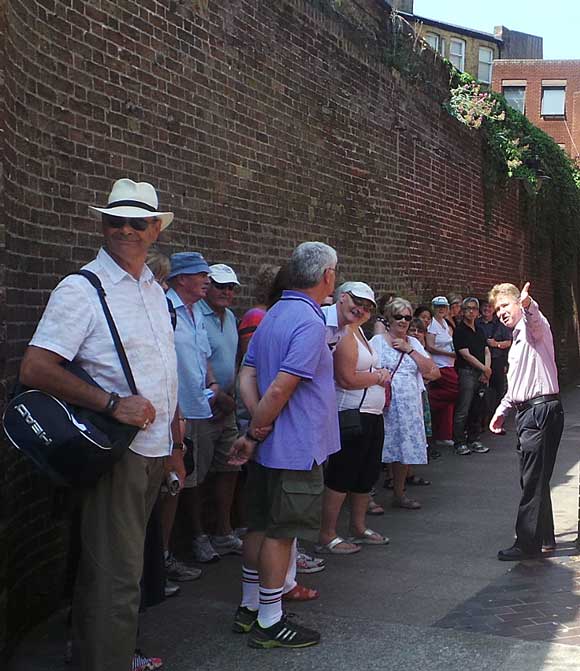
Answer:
[
  {"xmin": 30, "ymin": 247, "xmax": 178, "ymax": 458},
  {"xmin": 427, "ymin": 318, "xmax": 455, "ymax": 368}
]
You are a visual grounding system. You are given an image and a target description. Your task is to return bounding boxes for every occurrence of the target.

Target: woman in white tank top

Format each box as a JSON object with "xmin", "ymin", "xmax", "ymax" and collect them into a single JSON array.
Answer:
[{"xmin": 317, "ymin": 287, "xmax": 391, "ymax": 555}]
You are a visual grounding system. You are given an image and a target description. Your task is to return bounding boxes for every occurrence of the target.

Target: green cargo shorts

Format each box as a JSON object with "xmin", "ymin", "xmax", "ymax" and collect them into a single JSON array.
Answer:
[{"xmin": 245, "ymin": 461, "xmax": 324, "ymax": 541}]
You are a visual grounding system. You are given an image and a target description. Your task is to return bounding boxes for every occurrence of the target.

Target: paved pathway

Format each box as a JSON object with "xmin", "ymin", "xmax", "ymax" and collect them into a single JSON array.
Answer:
[{"xmin": 9, "ymin": 387, "xmax": 580, "ymax": 670}]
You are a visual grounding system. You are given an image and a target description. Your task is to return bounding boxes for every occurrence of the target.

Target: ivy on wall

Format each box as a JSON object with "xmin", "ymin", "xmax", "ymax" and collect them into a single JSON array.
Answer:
[{"xmin": 445, "ymin": 71, "xmax": 580, "ymax": 321}]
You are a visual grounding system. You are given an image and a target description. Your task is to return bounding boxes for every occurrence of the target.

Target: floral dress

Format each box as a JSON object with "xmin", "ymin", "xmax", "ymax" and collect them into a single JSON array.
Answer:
[{"xmin": 370, "ymin": 335, "xmax": 428, "ymax": 465}]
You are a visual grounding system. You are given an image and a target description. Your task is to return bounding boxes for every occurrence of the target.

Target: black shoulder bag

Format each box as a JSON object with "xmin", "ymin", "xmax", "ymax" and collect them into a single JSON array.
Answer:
[{"xmin": 2, "ymin": 270, "xmax": 140, "ymax": 487}]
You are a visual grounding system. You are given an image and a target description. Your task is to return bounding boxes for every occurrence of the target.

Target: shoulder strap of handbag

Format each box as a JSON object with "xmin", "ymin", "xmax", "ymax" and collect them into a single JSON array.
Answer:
[
  {"xmin": 390, "ymin": 351, "xmax": 405, "ymax": 379},
  {"xmin": 72, "ymin": 270, "xmax": 138, "ymax": 396},
  {"xmin": 356, "ymin": 328, "xmax": 373, "ymax": 410}
]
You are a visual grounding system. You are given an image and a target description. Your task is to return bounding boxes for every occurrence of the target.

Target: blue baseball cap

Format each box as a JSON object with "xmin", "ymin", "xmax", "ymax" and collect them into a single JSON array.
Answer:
[{"xmin": 167, "ymin": 252, "xmax": 210, "ymax": 280}]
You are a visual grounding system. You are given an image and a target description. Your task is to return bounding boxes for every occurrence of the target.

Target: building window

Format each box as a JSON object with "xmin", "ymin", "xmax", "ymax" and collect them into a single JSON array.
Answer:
[
  {"xmin": 502, "ymin": 86, "xmax": 526, "ymax": 113},
  {"xmin": 541, "ymin": 86, "xmax": 566, "ymax": 116},
  {"xmin": 478, "ymin": 47, "xmax": 493, "ymax": 84},
  {"xmin": 425, "ymin": 32, "xmax": 446, "ymax": 56},
  {"xmin": 449, "ymin": 39, "xmax": 465, "ymax": 71}
]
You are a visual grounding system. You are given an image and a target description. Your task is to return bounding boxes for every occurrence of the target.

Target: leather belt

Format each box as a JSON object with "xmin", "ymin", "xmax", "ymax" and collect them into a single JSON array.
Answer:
[{"xmin": 515, "ymin": 394, "xmax": 560, "ymax": 413}]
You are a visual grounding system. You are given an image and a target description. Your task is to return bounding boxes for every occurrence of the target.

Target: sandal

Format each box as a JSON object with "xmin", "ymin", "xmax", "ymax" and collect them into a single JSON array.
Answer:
[
  {"xmin": 383, "ymin": 478, "xmax": 394, "ymax": 490},
  {"xmin": 405, "ymin": 476, "xmax": 431, "ymax": 486},
  {"xmin": 392, "ymin": 495, "xmax": 421, "ymax": 510},
  {"xmin": 314, "ymin": 536, "xmax": 361, "ymax": 555},
  {"xmin": 367, "ymin": 500, "xmax": 385, "ymax": 516},
  {"xmin": 349, "ymin": 528, "xmax": 390, "ymax": 545},
  {"xmin": 283, "ymin": 584, "xmax": 320, "ymax": 601}
]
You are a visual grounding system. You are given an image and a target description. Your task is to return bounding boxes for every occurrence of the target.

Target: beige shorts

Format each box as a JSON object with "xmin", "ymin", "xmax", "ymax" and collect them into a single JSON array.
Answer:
[{"xmin": 183, "ymin": 412, "xmax": 240, "ymax": 488}]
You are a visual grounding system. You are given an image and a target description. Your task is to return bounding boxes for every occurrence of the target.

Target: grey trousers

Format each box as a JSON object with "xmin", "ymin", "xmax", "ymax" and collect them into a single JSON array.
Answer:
[{"xmin": 73, "ymin": 449, "xmax": 164, "ymax": 671}]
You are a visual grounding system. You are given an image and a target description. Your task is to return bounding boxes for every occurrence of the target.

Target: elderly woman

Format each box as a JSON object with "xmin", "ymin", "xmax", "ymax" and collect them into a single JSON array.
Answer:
[
  {"xmin": 371, "ymin": 298, "xmax": 439, "ymax": 509},
  {"xmin": 317, "ymin": 284, "xmax": 390, "ymax": 553},
  {"xmin": 426, "ymin": 296, "xmax": 459, "ymax": 448}
]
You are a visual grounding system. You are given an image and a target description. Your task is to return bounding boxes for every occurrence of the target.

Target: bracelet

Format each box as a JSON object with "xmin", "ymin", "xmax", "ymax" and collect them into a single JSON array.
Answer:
[
  {"xmin": 407, "ymin": 348, "xmax": 414, "ymax": 355},
  {"xmin": 172, "ymin": 442, "xmax": 186, "ymax": 453},
  {"xmin": 104, "ymin": 392, "xmax": 121, "ymax": 415},
  {"xmin": 208, "ymin": 381, "xmax": 218, "ymax": 388}
]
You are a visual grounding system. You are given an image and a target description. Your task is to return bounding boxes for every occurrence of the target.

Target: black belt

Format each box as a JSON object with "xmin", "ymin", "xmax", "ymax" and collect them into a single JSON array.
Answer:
[{"xmin": 515, "ymin": 394, "xmax": 560, "ymax": 413}]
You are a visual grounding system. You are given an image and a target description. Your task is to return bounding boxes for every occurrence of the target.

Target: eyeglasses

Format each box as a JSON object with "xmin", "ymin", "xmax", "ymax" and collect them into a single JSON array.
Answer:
[
  {"xmin": 463, "ymin": 306, "xmax": 479, "ymax": 312},
  {"xmin": 347, "ymin": 292, "xmax": 375, "ymax": 312},
  {"xmin": 104, "ymin": 216, "xmax": 157, "ymax": 231},
  {"xmin": 210, "ymin": 280, "xmax": 237, "ymax": 291},
  {"xmin": 392, "ymin": 314, "xmax": 412, "ymax": 322},
  {"xmin": 326, "ymin": 265, "xmax": 339, "ymax": 275}
]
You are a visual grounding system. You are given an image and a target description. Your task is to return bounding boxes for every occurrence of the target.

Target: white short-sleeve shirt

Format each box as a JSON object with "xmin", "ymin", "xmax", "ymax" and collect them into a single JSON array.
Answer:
[
  {"xmin": 30, "ymin": 248, "xmax": 178, "ymax": 458},
  {"xmin": 427, "ymin": 318, "xmax": 455, "ymax": 368}
]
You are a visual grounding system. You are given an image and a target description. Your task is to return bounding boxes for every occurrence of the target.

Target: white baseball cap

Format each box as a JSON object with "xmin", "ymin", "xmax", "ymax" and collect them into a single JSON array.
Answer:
[
  {"xmin": 340, "ymin": 281, "xmax": 376, "ymax": 306},
  {"xmin": 209, "ymin": 264, "xmax": 240, "ymax": 285},
  {"xmin": 431, "ymin": 295, "xmax": 449, "ymax": 306}
]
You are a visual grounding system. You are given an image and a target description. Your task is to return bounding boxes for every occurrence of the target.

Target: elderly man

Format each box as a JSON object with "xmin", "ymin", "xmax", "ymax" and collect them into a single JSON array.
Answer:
[
  {"xmin": 489, "ymin": 282, "xmax": 564, "ymax": 561},
  {"xmin": 197, "ymin": 263, "xmax": 244, "ymax": 556},
  {"xmin": 229, "ymin": 241, "xmax": 339, "ymax": 649},
  {"xmin": 452, "ymin": 297, "xmax": 492, "ymax": 455},
  {"xmin": 19, "ymin": 179, "xmax": 183, "ymax": 671}
]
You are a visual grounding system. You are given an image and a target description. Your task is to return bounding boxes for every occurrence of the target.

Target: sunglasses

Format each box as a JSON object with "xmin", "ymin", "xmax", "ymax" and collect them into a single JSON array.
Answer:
[
  {"xmin": 211, "ymin": 280, "xmax": 237, "ymax": 291},
  {"xmin": 392, "ymin": 314, "xmax": 412, "ymax": 322},
  {"xmin": 104, "ymin": 216, "xmax": 157, "ymax": 231},
  {"xmin": 347, "ymin": 292, "xmax": 375, "ymax": 312}
]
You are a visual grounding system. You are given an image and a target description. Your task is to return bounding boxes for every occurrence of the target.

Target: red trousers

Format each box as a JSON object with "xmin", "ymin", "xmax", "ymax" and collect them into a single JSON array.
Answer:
[{"xmin": 428, "ymin": 366, "xmax": 459, "ymax": 441}]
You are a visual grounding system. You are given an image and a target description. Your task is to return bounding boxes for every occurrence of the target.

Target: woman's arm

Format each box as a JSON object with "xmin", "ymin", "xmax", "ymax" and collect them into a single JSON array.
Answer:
[{"xmin": 425, "ymin": 331, "xmax": 456, "ymax": 359}]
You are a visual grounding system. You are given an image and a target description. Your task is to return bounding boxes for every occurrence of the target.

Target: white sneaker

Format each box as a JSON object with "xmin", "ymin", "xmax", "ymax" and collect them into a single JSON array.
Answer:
[
  {"xmin": 296, "ymin": 551, "xmax": 326, "ymax": 574},
  {"xmin": 164, "ymin": 580, "xmax": 181, "ymax": 598},
  {"xmin": 211, "ymin": 533, "xmax": 243, "ymax": 556},
  {"xmin": 436, "ymin": 440, "xmax": 454, "ymax": 447},
  {"xmin": 192, "ymin": 534, "xmax": 220, "ymax": 563},
  {"xmin": 164, "ymin": 552, "xmax": 202, "ymax": 581}
]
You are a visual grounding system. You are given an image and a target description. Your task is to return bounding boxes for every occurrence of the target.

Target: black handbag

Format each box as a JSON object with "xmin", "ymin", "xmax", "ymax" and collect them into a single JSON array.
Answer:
[
  {"xmin": 2, "ymin": 270, "xmax": 140, "ymax": 487},
  {"xmin": 338, "ymin": 386, "xmax": 369, "ymax": 442}
]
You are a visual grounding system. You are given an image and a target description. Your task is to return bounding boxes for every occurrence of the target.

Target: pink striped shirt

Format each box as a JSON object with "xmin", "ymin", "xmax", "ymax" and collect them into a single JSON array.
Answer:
[{"xmin": 496, "ymin": 299, "xmax": 559, "ymax": 417}]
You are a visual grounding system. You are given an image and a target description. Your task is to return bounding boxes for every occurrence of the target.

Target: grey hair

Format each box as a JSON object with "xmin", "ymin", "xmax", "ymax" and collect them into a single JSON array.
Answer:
[
  {"xmin": 384, "ymin": 297, "xmax": 412, "ymax": 321},
  {"xmin": 288, "ymin": 241, "xmax": 337, "ymax": 289},
  {"xmin": 462, "ymin": 296, "xmax": 480, "ymax": 309}
]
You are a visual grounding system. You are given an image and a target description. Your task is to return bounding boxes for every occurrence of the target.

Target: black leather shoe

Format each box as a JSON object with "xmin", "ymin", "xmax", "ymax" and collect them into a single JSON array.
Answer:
[{"xmin": 497, "ymin": 545, "xmax": 541, "ymax": 561}]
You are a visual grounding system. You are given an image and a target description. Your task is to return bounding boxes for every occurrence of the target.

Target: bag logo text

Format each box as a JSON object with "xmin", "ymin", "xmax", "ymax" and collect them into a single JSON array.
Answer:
[{"xmin": 15, "ymin": 404, "xmax": 53, "ymax": 446}]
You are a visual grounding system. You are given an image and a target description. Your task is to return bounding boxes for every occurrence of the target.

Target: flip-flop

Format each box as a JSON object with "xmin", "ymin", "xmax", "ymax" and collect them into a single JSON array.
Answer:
[
  {"xmin": 367, "ymin": 500, "xmax": 385, "ymax": 516},
  {"xmin": 392, "ymin": 495, "xmax": 421, "ymax": 510},
  {"xmin": 314, "ymin": 536, "xmax": 361, "ymax": 555},
  {"xmin": 283, "ymin": 584, "xmax": 320, "ymax": 601},
  {"xmin": 405, "ymin": 476, "xmax": 431, "ymax": 486},
  {"xmin": 349, "ymin": 528, "xmax": 390, "ymax": 545}
]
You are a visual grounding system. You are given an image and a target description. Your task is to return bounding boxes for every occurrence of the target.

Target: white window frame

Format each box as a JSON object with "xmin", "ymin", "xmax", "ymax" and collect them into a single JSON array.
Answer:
[
  {"xmin": 502, "ymin": 85, "xmax": 526, "ymax": 114},
  {"xmin": 449, "ymin": 38, "xmax": 465, "ymax": 72},
  {"xmin": 478, "ymin": 46, "xmax": 493, "ymax": 84},
  {"xmin": 541, "ymin": 83, "xmax": 566, "ymax": 117},
  {"xmin": 424, "ymin": 32, "xmax": 440, "ymax": 52}
]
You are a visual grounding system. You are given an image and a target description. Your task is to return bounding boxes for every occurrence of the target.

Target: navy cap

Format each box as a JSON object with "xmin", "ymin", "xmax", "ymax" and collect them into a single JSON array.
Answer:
[{"xmin": 167, "ymin": 252, "xmax": 210, "ymax": 280}]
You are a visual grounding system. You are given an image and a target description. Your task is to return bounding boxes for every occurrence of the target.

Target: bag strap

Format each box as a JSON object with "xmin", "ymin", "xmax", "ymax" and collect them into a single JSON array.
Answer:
[
  {"xmin": 72, "ymin": 270, "xmax": 138, "ymax": 395},
  {"xmin": 390, "ymin": 352, "xmax": 405, "ymax": 379}
]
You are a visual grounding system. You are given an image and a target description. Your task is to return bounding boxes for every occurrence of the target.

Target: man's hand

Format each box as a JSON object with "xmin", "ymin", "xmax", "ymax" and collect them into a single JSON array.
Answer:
[
  {"xmin": 112, "ymin": 396, "xmax": 156, "ymax": 429},
  {"xmin": 482, "ymin": 365, "xmax": 492, "ymax": 380},
  {"xmin": 228, "ymin": 435, "xmax": 257, "ymax": 466},
  {"xmin": 487, "ymin": 338, "xmax": 498, "ymax": 348},
  {"xmin": 252, "ymin": 425, "xmax": 273, "ymax": 441},
  {"xmin": 165, "ymin": 448, "xmax": 186, "ymax": 490},
  {"xmin": 520, "ymin": 281, "xmax": 531, "ymax": 309},
  {"xmin": 489, "ymin": 413, "xmax": 505, "ymax": 434}
]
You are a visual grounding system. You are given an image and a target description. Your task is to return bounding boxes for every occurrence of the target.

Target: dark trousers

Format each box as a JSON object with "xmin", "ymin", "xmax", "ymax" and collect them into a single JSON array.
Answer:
[
  {"xmin": 485, "ymin": 357, "xmax": 508, "ymax": 422},
  {"xmin": 514, "ymin": 399, "xmax": 564, "ymax": 552},
  {"xmin": 453, "ymin": 367, "xmax": 485, "ymax": 445}
]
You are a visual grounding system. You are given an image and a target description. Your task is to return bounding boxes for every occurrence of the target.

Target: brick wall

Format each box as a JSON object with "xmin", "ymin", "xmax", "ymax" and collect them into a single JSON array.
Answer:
[
  {"xmin": 492, "ymin": 59, "xmax": 580, "ymax": 160},
  {"xmin": 0, "ymin": 0, "xmax": 560, "ymax": 655}
]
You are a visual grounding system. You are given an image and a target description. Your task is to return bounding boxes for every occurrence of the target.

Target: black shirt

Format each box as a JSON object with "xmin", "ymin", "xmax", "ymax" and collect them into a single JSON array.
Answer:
[
  {"xmin": 453, "ymin": 321, "xmax": 487, "ymax": 370},
  {"xmin": 476, "ymin": 317, "xmax": 512, "ymax": 361}
]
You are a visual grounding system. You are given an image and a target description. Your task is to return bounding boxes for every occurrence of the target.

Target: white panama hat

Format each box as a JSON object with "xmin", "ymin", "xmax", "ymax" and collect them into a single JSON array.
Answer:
[
  {"xmin": 340, "ymin": 281, "xmax": 376, "ymax": 306},
  {"xmin": 90, "ymin": 178, "xmax": 174, "ymax": 231}
]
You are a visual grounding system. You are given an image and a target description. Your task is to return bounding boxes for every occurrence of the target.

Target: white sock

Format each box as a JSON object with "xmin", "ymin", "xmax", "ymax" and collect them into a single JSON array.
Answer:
[
  {"xmin": 283, "ymin": 539, "xmax": 298, "ymax": 594},
  {"xmin": 258, "ymin": 585, "xmax": 284, "ymax": 628},
  {"xmin": 240, "ymin": 566, "xmax": 259, "ymax": 610}
]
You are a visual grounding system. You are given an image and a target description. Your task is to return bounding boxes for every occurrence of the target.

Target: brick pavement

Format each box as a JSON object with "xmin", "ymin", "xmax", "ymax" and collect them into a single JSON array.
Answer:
[{"xmin": 436, "ymin": 547, "xmax": 580, "ymax": 645}]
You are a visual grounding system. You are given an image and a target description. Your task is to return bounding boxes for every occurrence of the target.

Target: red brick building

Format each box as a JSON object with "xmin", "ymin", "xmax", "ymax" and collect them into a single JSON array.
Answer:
[{"xmin": 492, "ymin": 60, "xmax": 580, "ymax": 161}]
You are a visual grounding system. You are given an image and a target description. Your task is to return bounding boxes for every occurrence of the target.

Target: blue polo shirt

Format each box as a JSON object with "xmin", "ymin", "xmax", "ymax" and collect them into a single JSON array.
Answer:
[
  {"xmin": 166, "ymin": 288, "xmax": 212, "ymax": 420},
  {"xmin": 245, "ymin": 290, "xmax": 340, "ymax": 470},
  {"xmin": 199, "ymin": 300, "xmax": 239, "ymax": 393}
]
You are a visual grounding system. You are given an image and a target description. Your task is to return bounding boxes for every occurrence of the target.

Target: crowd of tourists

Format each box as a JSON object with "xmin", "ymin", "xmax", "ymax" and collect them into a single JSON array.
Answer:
[{"xmin": 21, "ymin": 179, "xmax": 564, "ymax": 671}]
